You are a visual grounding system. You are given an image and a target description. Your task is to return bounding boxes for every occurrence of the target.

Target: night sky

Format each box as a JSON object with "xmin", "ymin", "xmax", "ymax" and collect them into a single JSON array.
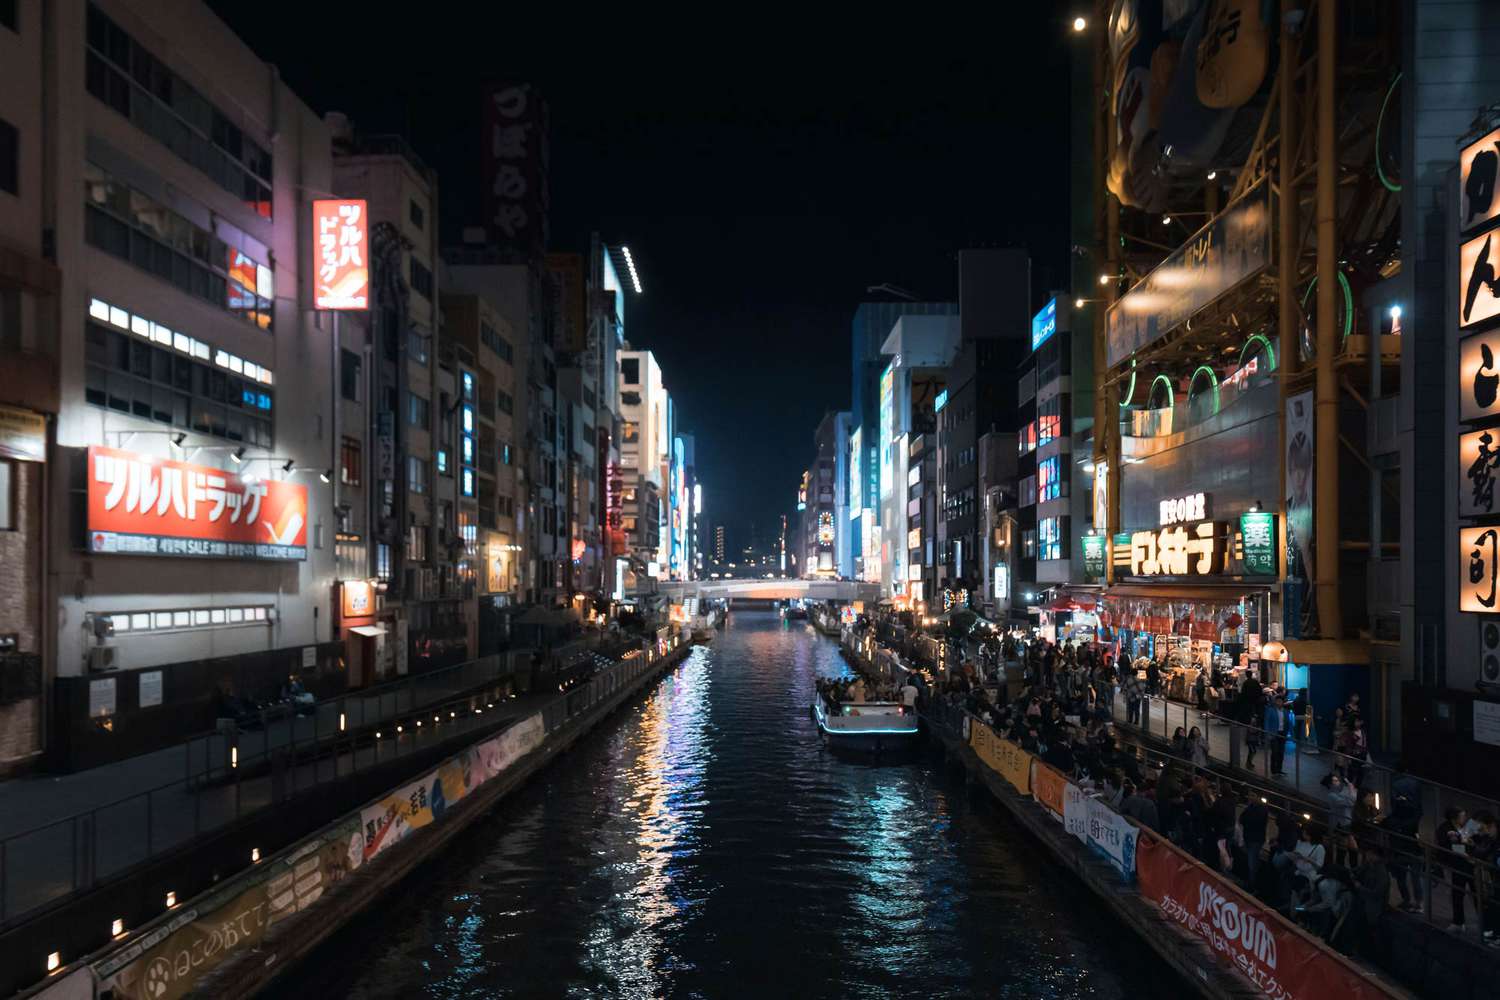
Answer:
[{"xmin": 211, "ymin": 6, "xmax": 1077, "ymax": 551}]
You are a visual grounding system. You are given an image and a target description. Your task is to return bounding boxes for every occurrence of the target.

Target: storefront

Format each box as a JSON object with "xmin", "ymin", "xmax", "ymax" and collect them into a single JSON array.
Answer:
[
  {"xmin": 1258, "ymin": 639, "xmax": 1371, "ymax": 747},
  {"xmin": 1101, "ymin": 502, "xmax": 1282, "ymax": 707}
]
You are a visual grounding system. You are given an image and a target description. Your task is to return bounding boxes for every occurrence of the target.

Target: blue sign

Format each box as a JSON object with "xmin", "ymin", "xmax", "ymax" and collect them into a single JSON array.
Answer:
[
  {"xmin": 1031, "ymin": 297, "xmax": 1057, "ymax": 351},
  {"xmin": 934, "ymin": 389, "xmax": 948, "ymax": 413}
]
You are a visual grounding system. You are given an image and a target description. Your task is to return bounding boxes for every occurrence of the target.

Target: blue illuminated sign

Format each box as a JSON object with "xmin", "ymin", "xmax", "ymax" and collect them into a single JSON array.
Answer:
[
  {"xmin": 1031, "ymin": 297, "xmax": 1057, "ymax": 351},
  {"xmin": 934, "ymin": 389, "xmax": 948, "ymax": 413}
]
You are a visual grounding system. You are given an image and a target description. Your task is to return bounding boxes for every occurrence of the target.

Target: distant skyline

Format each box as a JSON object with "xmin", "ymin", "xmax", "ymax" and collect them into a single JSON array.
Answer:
[{"xmin": 212, "ymin": 5, "xmax": 1076, "ymax": 542}]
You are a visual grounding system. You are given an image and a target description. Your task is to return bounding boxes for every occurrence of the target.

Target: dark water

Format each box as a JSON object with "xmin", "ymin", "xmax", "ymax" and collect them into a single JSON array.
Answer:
[{"xmin": 273, "ymin": 612, "xmax": 1156, "ymax": 999}]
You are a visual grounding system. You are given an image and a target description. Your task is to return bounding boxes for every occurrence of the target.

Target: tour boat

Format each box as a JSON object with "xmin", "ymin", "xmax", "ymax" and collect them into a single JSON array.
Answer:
[{"xmin": 811, "ymin": 695, "xmax": 919, "ymax": 753}]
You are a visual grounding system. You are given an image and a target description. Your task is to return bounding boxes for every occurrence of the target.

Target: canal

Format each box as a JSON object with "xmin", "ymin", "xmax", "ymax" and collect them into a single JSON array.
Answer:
[{"xmin": 271, "ymin": 612, "xmax": 1158, "ymax": 999}]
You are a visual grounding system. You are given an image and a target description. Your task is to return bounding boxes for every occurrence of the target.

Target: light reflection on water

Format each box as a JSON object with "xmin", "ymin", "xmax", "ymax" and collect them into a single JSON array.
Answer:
[{"xmin": 272, "ymin": 613, "xmax": 1155, "ymax": 1000}]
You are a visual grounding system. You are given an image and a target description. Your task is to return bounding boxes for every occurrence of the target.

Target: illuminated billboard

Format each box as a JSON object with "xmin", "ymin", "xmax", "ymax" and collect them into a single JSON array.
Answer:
[
  {"xmin": 87, "ymin": 446, "xmax": 307, "ymax": 560},
  {"xmin": 849, "ymin": 427, "xmax": 863, "ymax": 516},
  {"xmin": 879, "ymin": 363, "xmax": 895, "ymax": 499},
  {"xmin": 1031, "ymin": 297, "xmax": 1057, "ymax": 351},
  {"xmin": 312, "ymin": 199, "xmax": 369, "ymax": 310}
]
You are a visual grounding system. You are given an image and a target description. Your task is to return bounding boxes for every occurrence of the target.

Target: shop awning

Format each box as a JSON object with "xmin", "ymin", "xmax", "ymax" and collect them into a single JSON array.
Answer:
[
  {"xmin": 1102, "ymin": 584, "xmax": 1271, "ymax": 600},
  {"xmin": 1261, "ymin": 638, "xmax": 1369, "ymax": 665},
  {"xmin": 349, "ymin": 625, "xmax": 387, "ymax": 637}
]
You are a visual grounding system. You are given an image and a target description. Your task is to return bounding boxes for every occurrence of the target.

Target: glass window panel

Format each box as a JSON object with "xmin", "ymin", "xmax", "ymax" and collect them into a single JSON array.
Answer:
[
  {"xmin": 153, "ymin": 611, "xmax": 173, "ymax": 629},
  {"xmin": 130, "ymin": 613, "xmax": 151, "ymax": 630},
  {"xmin": 210, "ymin": 609, "xmax": 225, "ymax": 624},
  {"xmin": 108, "ymin": 615, "xmax": 129, "ymax": 633},
  {"xmin": 228, "ymin": 608, "xmax": 244, "ymax": 623},
  {"xmin": 193, "ymin": 609, "xmax": 210, "ymax": 625},
  {"xmin": 172, "ymin": 611, "xmax": 190, "ymax": 627}
]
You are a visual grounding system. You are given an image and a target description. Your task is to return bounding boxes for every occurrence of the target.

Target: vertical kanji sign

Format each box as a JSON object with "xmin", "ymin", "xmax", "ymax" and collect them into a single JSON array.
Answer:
[
  {"xmin": 481, "ymin": 84, "xmax": 549, "ymax": 257},
  {"xmin": 312, "ymin": 199, "xmax": 369, "ymax": 309},
  {"xmin": 87, "ymin": 446, "xmax": 308, "ymax": 560}
]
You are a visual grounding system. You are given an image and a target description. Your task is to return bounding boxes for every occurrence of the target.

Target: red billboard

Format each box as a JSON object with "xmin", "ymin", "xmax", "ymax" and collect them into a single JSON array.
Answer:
[
  {"xmin": 312, "ymin": 199, "xmax": 369, "ymax": 309},
  {"xmin": 1134, "ymin": 833, "xmax": 1396, "ymax": 999},
  {"xmin": 87, "ymin": 446, "xmax": 308, "ymax": 561}
]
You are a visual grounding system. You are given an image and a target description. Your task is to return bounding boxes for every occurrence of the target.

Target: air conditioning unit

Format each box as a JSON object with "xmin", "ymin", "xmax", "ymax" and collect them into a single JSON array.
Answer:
[{"xmin": 87, "ymin": 644, "xmax": 118, "ymax": 673}]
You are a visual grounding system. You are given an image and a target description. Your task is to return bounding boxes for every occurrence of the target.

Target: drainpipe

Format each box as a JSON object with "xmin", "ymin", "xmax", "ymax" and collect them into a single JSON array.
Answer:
[{"xmin": 1314, "ymin": 0, "xmax": 1342, "ymax": 637}]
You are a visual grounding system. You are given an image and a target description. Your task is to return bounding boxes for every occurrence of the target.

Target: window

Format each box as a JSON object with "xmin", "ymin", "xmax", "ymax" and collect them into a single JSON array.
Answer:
[
  {"xmin": 406, "ymin": 524, "xmax": 427, "ymax": 562},
  {"xmin": 1038, "ymin": 396, "xmax": 1065, "ymax": 446},
  {"xmin": 500, "ymin": 442, "xmax": 512, "ymax": 465},
  {"xmin": 620, "ymin": 390, "xmax": 641, "ymax": 406},
  {"xmin": 461, "ymin": 468, "xmax": 475, "ymax": 497},
  {"xmin": 84, "ymin": 162, "xmax": 272, "ymax": 329},
  {"xmin": 341, "ymin": 436, "xmax": 361, "ymax": 487},
  {"xmin": 84, "ymin": 313, "xmax": 273, "ymax": 447},
  {"xmin": 341, "ymin": 350, "xmax": 362, "ymax": 401},
  {"xmin": 0, "ymin": 116, "xmax": 16, "ymax": 195},
  {"xmin": 407, "ymin": 455, "xmax": 428, "ymax": 494},
  {"xmin": 409, "ymin": 257, "xmax": 433, "ymax": 300},
  {"xmin": 376, "ymin": 542, "xmax": 392, "ymax": 581},
  {"xmin": 1022, "ymin": 529, "xmax": 1037, "ymax": 559},
  {"xmin": 0, "ymin": 460, "xmax": 12, "ymax": 530},
  {"xmin": 480, "ymin": 322, "xmax": 513, "ymax": 363},
  {"xmin": 436, "ymin": 449, "xmax": 449, "ymax": 475},
  {"xmin": 621, "ymin": 421, "xmax": 639, "ymax": 443},
  {"xmin": 409, "ymin": 198, "xmax": 424, "ymax": 230},
  {"xmin": 1037, "ymin": 455, "xmax": 1066, "ymax": 503},
  {"xmin": 407, "ymin": 392, "xmax": 429, "ymax": 429},
  {"xmin": 1039, "ymin": 516, "xmax": 1063, "ymax": 561},
  {"xmin": 621, "ymin": 358, "xmax": 640, "ymax": 384},
  {"xmin": 496, "ymin": 389, "xmax": 513, "ymax": 415},
  {"xmin": 408, "ymin": 330, "xmax": 430, "ymax": 364},
  {"xmin": 461, "ymin": 370, "xmax": 474, "ymax": 402},
  {"xmin": 84, "ymin": 4, "xmax": 272, "ymax": 217}
]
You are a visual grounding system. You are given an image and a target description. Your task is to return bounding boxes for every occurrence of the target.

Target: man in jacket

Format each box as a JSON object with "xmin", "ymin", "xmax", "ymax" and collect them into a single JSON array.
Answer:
[{"xmin": 1264, "ymin": 695, "xmax": 1288, "ymax": 776}]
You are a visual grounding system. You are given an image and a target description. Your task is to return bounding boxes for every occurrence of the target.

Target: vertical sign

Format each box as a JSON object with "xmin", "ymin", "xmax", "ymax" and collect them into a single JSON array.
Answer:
[
  {"xmin": 482, "ymin": 84, "xmax": 550, "ymax": 258},
  {"xmin": 1461, "ymin": 525, "xmax": 1500, "ymax": 613},
  {"xmin": 1081, "ymin": 533, "xmax": 1105, "ymax": 581},
  {"xmin": 312, "ymin": 199, "xmax": 369, "ymax": 309},
  {"xmin": 1284, "ymin": 391, "xmax": 1314, "ymax": 637},
  {"xmin": 849, "ymin": 426, "xmax": 863, "ymax": 516},
  {"xmin": 1460, "ymin": 230, "xmax": 1500, "ymax": 330},
  {"xmin": 1460, "ymin": 329, "xmax": 1500, "ymax": 423},
  {"xmin": 1461, "ymin": 428, "xmax": 1500, "ymax": 518},
  {"xmin": 1460, "ymin": 126, "xmax": 1500, "ymax": 235},
  {"xmin": 1239, "ymin": 511, "xmax": 1279, "ymax": 576}
]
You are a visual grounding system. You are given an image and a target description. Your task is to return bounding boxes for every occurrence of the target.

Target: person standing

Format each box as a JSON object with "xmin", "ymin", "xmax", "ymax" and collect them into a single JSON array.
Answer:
[
  {"xmin": 1264, "ymin": 695, "xmax": 1288, "ymax": 776},
  {"xmin": 1438, "ymin": 808, "xmax": 1473, "ymax": 933},
  {"xmin": 1469, "ymin": 813, "xmax": 1500, "ymax": 946},
  {"xmin": 1239, "ymin": 794, "xmax": 1270, "ymax": 892}
]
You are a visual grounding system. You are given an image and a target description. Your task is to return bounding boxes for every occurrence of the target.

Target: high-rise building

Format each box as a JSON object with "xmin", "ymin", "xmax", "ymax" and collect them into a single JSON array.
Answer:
[
  {"xmin": 714, "ymin": 524, "xmax": 726, "ymax": 564},
  {"xmin": 617, "ymin": 349, "xmax": 669, "ymax": 579}
]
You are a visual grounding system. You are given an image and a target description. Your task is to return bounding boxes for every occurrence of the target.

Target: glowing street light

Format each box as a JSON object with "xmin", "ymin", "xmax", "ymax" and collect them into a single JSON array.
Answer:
[{"xmin": 1072, "ymin": 16, "xmax": 1087, "ymax": 31}]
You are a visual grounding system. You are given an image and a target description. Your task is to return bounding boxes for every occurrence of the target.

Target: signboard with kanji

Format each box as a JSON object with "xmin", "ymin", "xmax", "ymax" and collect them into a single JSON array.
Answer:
[
  {"xmin": 1111, "ymin": 522, "xmax": 1228, "ymax": 578},
  {"xmin": 312, "ymin": 199, "xmax": 369, "ymax": 310},
  {"xmin": 1239, "ymin": 511, "xmax": 1278, "ymax": 577},
  {"xmin": 86, "ymin": 446, "xmax": 307, "ymax": 560}
]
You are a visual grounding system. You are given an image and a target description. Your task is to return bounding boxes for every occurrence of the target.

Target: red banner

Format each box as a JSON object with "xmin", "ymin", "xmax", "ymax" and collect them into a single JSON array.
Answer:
[
  {"xmin": 312, "ymin": 199, "xmax": 369, "ymax": 309},
  {"xmin": 87, "ymin": 446, "xmax": 308, "ymax": 561},
  {"xmin": 1135, "ymin": 833, "xmax": 1396, "ymax": 999}
]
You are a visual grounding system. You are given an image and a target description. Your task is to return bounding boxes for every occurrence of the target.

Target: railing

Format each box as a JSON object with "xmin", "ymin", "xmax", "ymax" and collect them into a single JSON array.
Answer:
[
  {"xmin": 1110, "ymin": 692, "xmax": 1500, "ymax": 848},
  {"xmin": 0, "ymin": 635, "xmax": 689, "ymax": 930}
]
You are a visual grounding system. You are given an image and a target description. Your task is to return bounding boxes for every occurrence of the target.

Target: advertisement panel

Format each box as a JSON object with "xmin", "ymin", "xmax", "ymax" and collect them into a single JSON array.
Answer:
[
  {"xmin": 879, "ymin": 363, "xmax": 895, "ymax": 499},
  {"xmin": 1063, "ymin": 783, "xmax": 1091, "ymax": 843},
  {"xmin": 0, "ymin": 404, "xmax": 46, "ymax": 462},
  {"xmin": 312, "ymin": 199, "xmax": 369, "ymax": 310},
  {"xmin": 1461, "ymin": 229, "xmax": 1500, "ymax": 330},
  {"xmin": 481, "ymin": 83, "xmax": 549, "ymax": 257},
  {"xmin": 849, "ymin": 426, "xmax": 863, "ymax": 516},
  {"xmin": 1085, "ymin": 797, "xmax": 1137, "ymax": 879},
  {"xmin": 87, "ymin": 446, "xmax": 307, "ymax": 560},
  {"xmin": 1460, "ymin": 525, "xmax": 1500, "ymax": 613},
  {"xmin": 96, "ymin": 818, "xmax": 364, "ymax": 1000},
  {"xmin": 1284, "ymin": 391, "xmax": 1314, "ymax": 637},
  {"xmin": 1106, "ymin": 189, "xmax": 1270, "ymax": 368},
  {"xmin": 1460, "ymin": 125, "xmax": 1500, "ymax": 234},
  {"xmin": 1031, "ymin": 760, "xmax": 1068, "ymax": 821},
  {"xmin": 1031, "ymin": 297, "xmax": 1058, "ymax": 351},
  {"xmin": 1240, "ymin": 511, "xmax": 1279, "ymax": 576},
  {"xmin": 1135, "ymin": 832, "xmax": 1392, "ymax": 999}
]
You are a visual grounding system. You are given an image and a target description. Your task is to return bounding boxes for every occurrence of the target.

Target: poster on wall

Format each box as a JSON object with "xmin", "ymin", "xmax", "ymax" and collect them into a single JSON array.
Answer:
[
  {"xmin": 1284, "ymin": 391, "xmax": 1314, "ymax": 637},
  {"xmin": 87, "ymin": 446, "xmax": 308, "ymax": 561}
]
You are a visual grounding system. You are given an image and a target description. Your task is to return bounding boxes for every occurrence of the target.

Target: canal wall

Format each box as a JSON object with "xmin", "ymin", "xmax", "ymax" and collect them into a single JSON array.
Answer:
[
  {"xmin": 837, "ymin": 634, "xmax": 1410, "ymax": 1000},
  {"xmin": 21, "ymin": 639, "xmax": 695, "ymax": 1000}
]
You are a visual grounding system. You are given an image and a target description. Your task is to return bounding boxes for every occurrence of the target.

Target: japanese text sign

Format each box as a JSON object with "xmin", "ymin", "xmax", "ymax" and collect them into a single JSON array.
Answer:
[
  {"xmin": 1461, "ymin": 429, "xmax": 1500, "ymax": 518},
  {"xmin": 1114, "ymin": 522, "xmax": 1227, "ymax": 578},
  {"xmin": 312, "ymin": 199, "xmax": 369, "ymax": 310},
  {"xmin": 1460, "ymin": 126, "xmax": 1500, "ymax": 236},
  {"xmin": 1462, "ymin": 525, "xmax": 1500, "ymax": 613},
  {"xmin": 87, "ymin": 446, "xmax": 307, "ymax": 560},
  {"xmin": 1461, "ymin": 229, "xmax": 1500, "ymax": 330},
  {"xmin": 1239, "ymin": 511, "xmax": 1279, "ymax": 576},
  {"xmin": 1460, "ymin": 329, "xmax": 1500, "ymax": 422}
]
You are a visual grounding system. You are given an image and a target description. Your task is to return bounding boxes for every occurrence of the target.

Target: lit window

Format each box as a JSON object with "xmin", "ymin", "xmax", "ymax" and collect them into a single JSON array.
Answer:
[
  {"xmin": 109, "ymin": 615, "xmax": 129, "ymax": 632},
  {"xmin": 130, "ymin": 613, "xmax": 151, "ymax": 630},
  {"xmin": 194, "ymin": 610, "xmax": 210, "ymax": 625},
  {"xmin": 153, "ymin": 612, "xmax": 172, "ymax": 629},
  {"xmin": 228, "ymin": 608, "xmax": 244, "ymax": 623},
  {"xmin": 210, "ymin": 609, "xmax": 225, "ymax": 624},
  {"xmin": 172, "ymin": 611, "xmax": 190, "ymax": 627},
  {"xmin": 89, "ymin": 298, "xmax": 111, "ymax": 322}
]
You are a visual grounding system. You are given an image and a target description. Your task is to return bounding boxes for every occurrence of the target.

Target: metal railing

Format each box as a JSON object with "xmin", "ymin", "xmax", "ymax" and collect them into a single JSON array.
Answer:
[{"xmin": 0, "ymin": 635, "xmax": 688, "ymax": 930}]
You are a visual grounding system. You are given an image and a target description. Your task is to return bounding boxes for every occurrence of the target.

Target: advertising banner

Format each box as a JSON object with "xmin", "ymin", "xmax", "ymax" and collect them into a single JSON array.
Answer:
[
  {"xmin": 87, "ymin": 446, "xmax": 308, "ymax": 560},
  {"xmin": 1284, "ymin": 391, "xmax": 1314, "ymax": 637},
  {"xmin": 993, "ymin": 737, "xmax": 1034, "ymax": 796},
  {"xmin": 312, "ymin": 199, "xmax": 369, "ymax": 310},
  {"xmin": 1031, "ymin": 760, "xmax": 1068, "ymax": 821},
  {"xmin": 1085, "ymin": 797, "xmax": 1137, "ymax": 879},
  {"xmin": 96, "ymin": 817, "xmax": 363, "ymax": 1000},
  {"xmin": 1106, "ymin": 189, "xmax": 1270, "ymax": 368},
  {"xmin": 1064, "ymin": 783, "xmax": 1091, "ymax": 843},
  {"xmin": 1135, "ymin": 832, "xmax": 1392, "ymax": 999}
]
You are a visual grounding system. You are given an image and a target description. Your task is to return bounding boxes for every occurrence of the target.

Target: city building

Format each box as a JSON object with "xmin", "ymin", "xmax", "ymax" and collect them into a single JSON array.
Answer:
[
  {"xmin": 849, "ymin": 300, "xmax": 956, "ymax": 582},
  {"xmin": 617, "ymin": 348, "xmax": 669, "ymax": 581},
  {"xmin": 8, "ymin": 0, "xmax": 343, "ymax": 768}
]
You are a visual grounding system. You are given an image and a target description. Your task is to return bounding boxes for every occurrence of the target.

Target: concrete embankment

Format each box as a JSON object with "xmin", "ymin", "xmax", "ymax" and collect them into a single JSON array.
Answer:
[{"xmin": 24, "ymin": 640, "xmax": 695, "ymax": 1000}]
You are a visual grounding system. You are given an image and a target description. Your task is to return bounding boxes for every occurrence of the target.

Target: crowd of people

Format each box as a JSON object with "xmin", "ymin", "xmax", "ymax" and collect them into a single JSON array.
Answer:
[{"xmin": 852, "ymin": 615, "xmax": 1500, "ymax": 953}]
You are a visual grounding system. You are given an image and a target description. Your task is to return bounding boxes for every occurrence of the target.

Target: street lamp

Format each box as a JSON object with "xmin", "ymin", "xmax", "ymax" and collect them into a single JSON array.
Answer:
[{"xmin": 1072, "ymin": 16, "xmax": 1087, "ymax": 32}]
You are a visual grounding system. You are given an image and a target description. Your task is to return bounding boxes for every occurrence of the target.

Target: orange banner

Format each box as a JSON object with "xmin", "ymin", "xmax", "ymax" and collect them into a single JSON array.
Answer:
[
  {"xmin": 1031, "ymin": 760, "xmax": 1068, "ymax": 820},
  {"xmin": 1135, "ymin": 832, "xmax": 1397, "ymax": 999},
  {"xmin": 313, "ymin": 199, "xmax": 369, "ymax": 309},
  {"xmin": 87, "ymin": 446, "xmax": 308, "ymax": 560}
]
